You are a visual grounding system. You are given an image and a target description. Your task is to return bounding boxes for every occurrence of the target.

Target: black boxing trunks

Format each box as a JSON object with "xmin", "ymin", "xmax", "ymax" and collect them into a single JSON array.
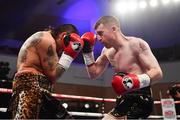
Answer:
[
  {"xmin": 8, "ymin": 72, "xmax": 72, "ymax": 119},
  {"xmin": 109, "ymin": 86, "xmax": 153, "ymax": 119}
]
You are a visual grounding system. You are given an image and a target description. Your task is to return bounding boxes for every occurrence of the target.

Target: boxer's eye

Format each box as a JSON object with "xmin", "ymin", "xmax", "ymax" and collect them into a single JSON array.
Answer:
[{"xmin": 97, "ymin": 31, "xmax": 103, "ymax": 36}]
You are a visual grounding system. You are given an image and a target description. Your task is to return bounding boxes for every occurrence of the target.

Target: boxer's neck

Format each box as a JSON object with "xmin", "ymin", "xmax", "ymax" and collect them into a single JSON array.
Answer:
[{"xmin": 113, "ymin": 33, "xmax": 128, "ymax": 50}]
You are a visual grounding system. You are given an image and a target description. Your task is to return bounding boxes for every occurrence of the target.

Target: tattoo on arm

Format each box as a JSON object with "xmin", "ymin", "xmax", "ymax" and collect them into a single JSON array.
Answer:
[
  {"xmin": 42, "ymin": 43, "xmax": 65, "ymax": 79},
  {"xmin": 19, "ymin": 38, "xmax": 41, "ymax": 63},
  {"xmin": 29, "ymin": 39, "xmax": 41, "ymax": 48},
  {"xmin": 43, "ymin": 45, "xmax": 55, "ymax": 69},
  {"xmin": 28, "ymin": 32, "xmax": 43, "ymax": 48}
]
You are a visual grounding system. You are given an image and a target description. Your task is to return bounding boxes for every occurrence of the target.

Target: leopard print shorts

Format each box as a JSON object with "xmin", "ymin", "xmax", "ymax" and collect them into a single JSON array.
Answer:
[{"xmin": 9, "ymin": 72, "xmax": 52, "ymax": 119}]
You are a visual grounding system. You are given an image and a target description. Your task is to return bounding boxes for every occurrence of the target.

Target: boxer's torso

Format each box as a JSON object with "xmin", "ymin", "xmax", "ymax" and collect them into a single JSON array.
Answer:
[
  {"xmin": 17, "ymin": 31, "xmax": 56, "ymax": 74},
  {"xmin": 104, "ymin": 37, "xmax": 144, "ymax": 74}
]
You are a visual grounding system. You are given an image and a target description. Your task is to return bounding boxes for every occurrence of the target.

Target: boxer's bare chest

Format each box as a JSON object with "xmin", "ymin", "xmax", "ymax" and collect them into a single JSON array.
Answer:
[{"xmin": 105, "ymin": 46, "xmax": 140, "ymax": 73}]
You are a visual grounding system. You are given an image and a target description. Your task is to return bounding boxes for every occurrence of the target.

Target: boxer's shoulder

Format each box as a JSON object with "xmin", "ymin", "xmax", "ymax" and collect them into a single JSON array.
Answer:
[
  {"xmin": 127, "ymin": 37, "xmax": 148, "ymax": 52},
  {"xmin": 31, "ymin": 31, "xmax": 52, "ymax": 40},
  {"xmin": 31, "ymin": 31, "xmax": 55, "ymax": 47},
  {"xmin": 30, "ymin": 31, "xmax": 44, "ymax": 39},
  {"xmin": 126, "ymin": 36, "xmax": 144, "ymax": 44}
]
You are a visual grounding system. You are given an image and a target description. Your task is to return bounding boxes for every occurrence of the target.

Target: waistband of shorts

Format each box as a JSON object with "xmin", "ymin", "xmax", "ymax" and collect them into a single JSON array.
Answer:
[
  {"xmin": 15, "ymin": 71, "xmax": 46, "ymax": 78},
  {"xmin": 14, "ymin": 71, "xmax": 52, "ymax": 85},
  {"xmin": 13, "ymin": 71, "xmax": 53, "ymax": 92}
]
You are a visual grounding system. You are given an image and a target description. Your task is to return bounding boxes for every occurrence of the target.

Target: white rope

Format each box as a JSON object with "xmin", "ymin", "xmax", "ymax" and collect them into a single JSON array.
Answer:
[
  {"xmin": 69, "ymin": 112, "xmax": 104, "ymax": 117},
  {"xmin": 70, "ymin": 112, "xmax": 180, "ymax": 118},
  {"xmin": 1, "ymin": 88, "xmax": 180, "ymax": 119},
  {"xmin": 0, "ymin": 88, "xmax": 180, "ymax": 104},
  {"xmin": 0, "ymin": 108, "xmax": 179, "ymax": 119}
]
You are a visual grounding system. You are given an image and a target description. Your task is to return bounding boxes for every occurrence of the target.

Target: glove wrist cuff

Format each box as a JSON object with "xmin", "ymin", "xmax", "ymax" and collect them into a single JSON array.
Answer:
[
  {"xmin": 58, "ymin": 53, "xmax": 74, "ymax": 70},
  {"xmin": 83, "ymin": 52, "xmax": 95, "ymax": 66},
  {"xmin": 137, "ymin": 74, "xmax": 151, "ymax": 88}
]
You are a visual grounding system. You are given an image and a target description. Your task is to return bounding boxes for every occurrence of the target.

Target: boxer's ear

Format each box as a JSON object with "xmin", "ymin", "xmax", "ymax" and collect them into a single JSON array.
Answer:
[
  {"xmin": 58, "ymin": 32, "xmax": 67, "ymax": 48},
  {"xmin": 59, "ymin": 32, "xmax": 67, "ymax": 41},
  {"xmin": 62, "ymin": 32, "xmax": 71, "ymax": 47},
  {"xmin": 112, "ymin": 26, "xmax": 116, "ymax": 32}
]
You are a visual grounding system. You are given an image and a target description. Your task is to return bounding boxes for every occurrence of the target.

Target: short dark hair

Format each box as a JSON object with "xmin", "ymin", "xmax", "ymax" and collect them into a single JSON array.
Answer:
[
  {"xmin": 50, "ymin": 24, "xmax": 79, "ymax": 39},
  {"xmin": 94, "ymin": 16, "xmax": 120, "ymax": 30}
]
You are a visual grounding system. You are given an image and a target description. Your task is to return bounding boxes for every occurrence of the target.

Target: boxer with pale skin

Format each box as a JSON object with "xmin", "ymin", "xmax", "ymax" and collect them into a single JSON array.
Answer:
[{"xmin": 81, "ymin": 16, "xmax": 163, "ymax": 119}]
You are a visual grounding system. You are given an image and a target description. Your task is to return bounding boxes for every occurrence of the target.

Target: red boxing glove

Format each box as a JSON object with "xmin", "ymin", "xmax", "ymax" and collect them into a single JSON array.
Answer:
[
  {"xmin": 81, "ymin": 32, "xmax": 96, "ymax": 53},
  {"xmin": 81, "ymin": 32, "xmax": 96, "ymax": 66},
  {"xmin": 62, "ymin": 33, "xmax": 84, "ymax": 58},
  {"xmin": 59, "ymin": 33, "xmax": 84, "ymax": 70},
  {"xmin": 111, "ymin": 72, "xmax": 150, "ymax": 95}
]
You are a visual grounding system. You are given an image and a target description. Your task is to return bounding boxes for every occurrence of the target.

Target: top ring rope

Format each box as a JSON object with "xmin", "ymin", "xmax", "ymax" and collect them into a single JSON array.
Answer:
[{"xmin": 0, "ymin": 88, "xmax": 180, "ymax": 104}]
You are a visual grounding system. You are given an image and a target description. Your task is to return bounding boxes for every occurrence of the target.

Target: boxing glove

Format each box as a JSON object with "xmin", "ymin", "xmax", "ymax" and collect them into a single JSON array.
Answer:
[
  {"xmin": 111, "ymin": 72, "xmax": 150, "ymax": 95},
  {"xmin": 58, "ymin": 33, "xmax": 84, "ymax": 70},
  {"xmin": 81, "ymin": 32, "xmax": 96, "ymax": 66}
]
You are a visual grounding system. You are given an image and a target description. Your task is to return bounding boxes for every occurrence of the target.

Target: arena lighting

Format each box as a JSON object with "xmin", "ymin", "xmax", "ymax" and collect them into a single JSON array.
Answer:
[
  {"xmin": 139, "ymin": 0, "xmax": 148, "ymax": 9},
  {"xmin": 113, "ymin": 0, "xmax": 149, "ymax": 15},
  {"xmin": 161, "ymin": 0, "xmax": 170, "ymax": 5},
  {"xmin": 62, "ymin": 103, "xmax": 68, "ymax": 109},
  {"xmin": 114, "ymin": 1, "xmax": 128, "ymax": 14},
  {"xmin": 112, "ymin": 0, "xmax": 180, "ymax": 15},
  {"xmin": 173, "ymin": 0, "xmax": 180, "ymax": 2},
  {"xmin": 84, "ymin": 103, "xmax": 90, "ymax": 109},
  {"xmin": 149, "ymin": 0, "xmax": 159, "ymax": 7},
  {"xmin": 128, "ymin": 0, "xmax": 138, "ymax": 12},
  {"xmin": 95, "ymin": 104, "xmax": 99, "ymax": 108}
]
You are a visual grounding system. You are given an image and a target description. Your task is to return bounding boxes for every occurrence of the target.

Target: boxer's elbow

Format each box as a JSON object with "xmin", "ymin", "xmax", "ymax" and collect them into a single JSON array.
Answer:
[
  {"xmin": 87, "ymin": 71, "xmax": 98, "ymax": 80},
  {"xmin": 44, "ymin": 72, "xmax": 55, "ymax": 82},
  {"xmin": 87, "ymin": 69, "xmax": 101, "ymax": 80},
  {"xmin": 157, "ymin": 68, "xmax": 163, "ymax": 80},
  {"xmin": 90, "ymin": 72, "xmax": 104, "ymax": 80},
  {"xmin": 153, "ymin": 68, "xmax": 163, "ymax": 81},
  {"xmin": 45, "ymin": 70, "xmax": 56, "ymax": 81},
  {"xmin": 86, "ymin": 65, "xmax": 104, "ymax": 80},
  {"xmin": 149, "ymin": 68, "xmax": 163, "ymax": 84},
  {"xmin": 44, "ymin": 67, "xmax": 61, "ymax": 82},
  {"xmin": 86, "ymin": 67, "xmax": 97, "ymax": 80}
]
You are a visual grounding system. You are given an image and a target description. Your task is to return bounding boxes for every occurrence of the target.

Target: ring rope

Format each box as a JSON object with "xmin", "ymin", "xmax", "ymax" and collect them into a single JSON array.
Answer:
[
  {"xmin": 69, "ymin": 112, "xmax": 180, "ymax": 118},
  {"xmin": 0, "ymin": 109, "xmax": 179, "ymax": 119},
  {"xmin": 0, "ymin": 88, "xmax": 180, "ymax": 104}
]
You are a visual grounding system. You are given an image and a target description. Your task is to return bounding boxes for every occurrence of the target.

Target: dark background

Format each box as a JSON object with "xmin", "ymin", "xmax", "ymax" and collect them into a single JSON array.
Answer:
[{"xmin": 0, "ymin": 0, "xmax": 180, "ymax": 62}]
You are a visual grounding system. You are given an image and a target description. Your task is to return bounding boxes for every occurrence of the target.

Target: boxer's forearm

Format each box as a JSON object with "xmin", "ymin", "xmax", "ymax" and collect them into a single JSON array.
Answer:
[{"xmin": 55, "ymin": 64, "xmax": 65, "ymax": 79}]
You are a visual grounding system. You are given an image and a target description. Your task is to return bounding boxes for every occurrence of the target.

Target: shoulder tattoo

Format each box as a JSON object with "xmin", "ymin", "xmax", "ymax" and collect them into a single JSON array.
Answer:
[
  {"xmin": 29, "ymin": 39, "xmax": 41, "ymax": 48},
  {"xmin": 28, "ymin": 32, "xmax": 43, "ymax": 48}
]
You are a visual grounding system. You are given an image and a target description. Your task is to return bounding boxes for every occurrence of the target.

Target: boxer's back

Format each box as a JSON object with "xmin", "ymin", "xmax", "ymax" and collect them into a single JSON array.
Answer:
[{"xmin": 17, "ymin": 31, "xmax": 45, "ymax": 74}]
